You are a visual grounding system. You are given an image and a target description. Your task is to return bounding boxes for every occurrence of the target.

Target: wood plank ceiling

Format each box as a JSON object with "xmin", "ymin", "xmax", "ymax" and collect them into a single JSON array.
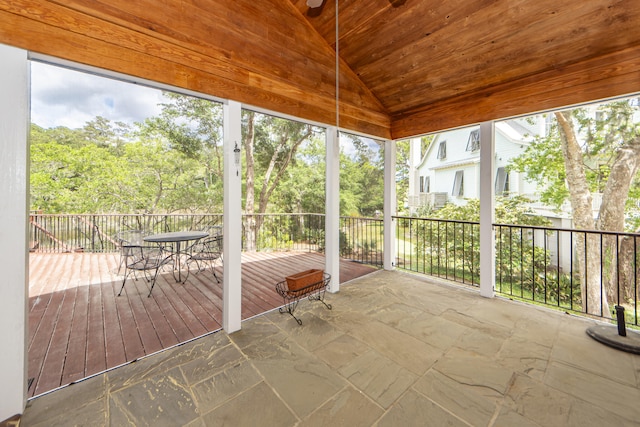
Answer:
[{"xmin": 0, "ymin": 0, "xmax": 639, "ymax": 139}]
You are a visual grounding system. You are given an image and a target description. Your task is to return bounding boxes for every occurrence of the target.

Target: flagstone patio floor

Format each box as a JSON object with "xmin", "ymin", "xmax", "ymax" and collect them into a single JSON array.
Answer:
[{"xmin": 21, "ymin": 270, "xmax": 640, "ymax": 426}]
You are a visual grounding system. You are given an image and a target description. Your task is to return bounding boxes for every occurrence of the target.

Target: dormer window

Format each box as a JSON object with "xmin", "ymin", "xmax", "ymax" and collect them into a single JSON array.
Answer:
[
  {"xmin": 466, "ymin": 129, "xmax": 480, "ymax": 151},
  {"xmin": 437, "ymin": 141, "xmax": 447, "ymax": 159}
]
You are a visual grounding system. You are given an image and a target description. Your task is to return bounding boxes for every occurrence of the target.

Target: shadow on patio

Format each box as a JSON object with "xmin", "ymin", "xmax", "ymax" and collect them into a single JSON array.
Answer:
[
  {"xmin": 27, "ymin": 251, "xmax": 376, "ymax": 398},
  {"xmin": 22, "ymin": 270, "xmax": 640, "ymax": 426}
]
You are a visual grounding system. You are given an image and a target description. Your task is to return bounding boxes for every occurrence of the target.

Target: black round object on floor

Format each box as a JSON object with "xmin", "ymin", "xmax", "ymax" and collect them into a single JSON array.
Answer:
[{"xmin": 586, "ymin": 324, "xmax": 640, "ymax": 355}]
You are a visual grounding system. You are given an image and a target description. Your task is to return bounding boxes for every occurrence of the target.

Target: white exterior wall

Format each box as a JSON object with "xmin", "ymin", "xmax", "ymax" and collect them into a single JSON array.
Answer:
[{"xmin": 412, "ymin": 118, "xmax": 544, "ymax": 209}]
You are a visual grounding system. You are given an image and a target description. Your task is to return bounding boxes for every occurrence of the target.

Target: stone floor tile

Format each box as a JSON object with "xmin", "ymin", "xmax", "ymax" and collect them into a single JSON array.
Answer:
[
  {"xmin": 453, "ymin": 327, "xmax": 507, "ymax": 357},
  {"xmin": 365, "ymin": 302, "xmax": 425, "ymax": 328},
  {"xmin": 544, "ymin": 361, "xmax": 640, "ymax": 422},
  {"xmin": 182, "ymin": 417, "xmax": 206, "ymax": 427},
  {"xmin": 227, "ymin": 316, "xmax": 280, "ymax": 349},
  {"xmin": 200, "ymin": 382, "xmax": 297, "ymax": 426},
  {"xmin": 432, "ymin": 347, "xmax": 514, "ymax": 396},
  {"xmin": 498, "ymin": 335, "xmax": 551, "ymax": 381},
  {"xmin": 551, "ymin": 329, "xmax": 637, "ymax": 387},
  {"xmin": 109, "ymin": 366, "xmax": 198, "ymax": 427},
  {"xmin": 568, "ymin": 394, "xmax": 639, "ymax": 427},
  {"xmin": 314, "ymin": 333, "xmax": 371, "ymax": 370},
  {"xmin": 396, "ymin": 312, "xmax": 469, "ymax": 350},
  {"xmin": 463, "ymin": 297, "xmax": 525, "ymax": 330},
  {"xmin": 441, "ymin": 308, "xmax": 512, "ymax": 345},
  {"xmin": 23, "ymin": 398, "xmax": 106, "ymax": 427},
  {"xmin": 338, "ymin": 350, "xmax": 417, "ymax": 409},
  {"xmin": 413, "ymin": 369, "xmax": 498, "ymax": 426},
  {"xmin": 107, "ymin": 332, "xmax": 230, "ymax": 392},
  {"xmin": 504, "ymin": 373, "xmax": 573, "ymax": 426},
  {"xmin": 191, "ymin": 361, "xmax": 262, "ymax": 414},
  {"xmin": 301, "ymin": 386, "xmax": 384, "ymax": 427},
  {"xmin": 179, "ymin": 342, "xmax": 245, "ymax": 386},
  {"xmin": 21, "ymin": 374, "xmax": 106, "ymax": 426},
  {"xmin": 376, "ymin": 389, "xmax": 468, "ymax": 427},
  {"xmin": 242, "ymin": 337, "xmax": 345, "ymax": 418},
  {"xmin": 345, "ymin": 318, "xmax": 443, "ymax": 375},
  {"xmin": 273, "ymin": 312, "xmax": 343, "ymax": 352},
  {"xmin": 492, "ymin": 406, "xmax": 541, "ymax": 427}
]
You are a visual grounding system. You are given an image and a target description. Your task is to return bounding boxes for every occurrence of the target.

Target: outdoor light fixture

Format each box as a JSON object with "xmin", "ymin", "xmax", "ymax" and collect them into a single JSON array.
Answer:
[{"xmin": 234, "ymin": 142, "xmax": 241, "ymax": 176}]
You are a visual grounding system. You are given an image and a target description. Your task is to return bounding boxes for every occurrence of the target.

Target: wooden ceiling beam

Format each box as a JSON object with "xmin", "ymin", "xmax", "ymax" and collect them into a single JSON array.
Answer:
[{"xmin": 391, "ymin": 45, "xmax": 640, "ymax": 139}]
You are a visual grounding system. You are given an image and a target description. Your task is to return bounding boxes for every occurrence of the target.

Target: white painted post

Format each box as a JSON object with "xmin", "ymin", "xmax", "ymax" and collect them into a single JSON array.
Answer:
[
  {"xmin": 325, "ymin": 127, "xmax": 340, "ymax": 292},
  {"xmin": 384, "ymin": 139, "xmax": 397, "ymax": 270},
  {"xmin": 479, "ymin": 121, "xmax": 496, "ymax": 298},
  {"xmin": 0, "ymin": 44, "xmax": 29, "ymax": 420},
  {"xmin": 408, "ymin": 138, "xmax": 421, "ymax": 203},
  {"xmin": 223, "ymin": 100, "xmax": 242, "ymax": 333}
]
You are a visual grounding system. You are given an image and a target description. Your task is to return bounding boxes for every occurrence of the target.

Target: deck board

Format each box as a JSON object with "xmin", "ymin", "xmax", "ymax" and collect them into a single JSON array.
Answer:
[{"xmin": 27, "ymin": 251, "xmax": 377, "ymax": 397}]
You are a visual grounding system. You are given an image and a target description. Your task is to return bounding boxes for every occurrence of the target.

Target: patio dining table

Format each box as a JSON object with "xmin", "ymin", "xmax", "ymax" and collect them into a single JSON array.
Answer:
[{"xmin": 144, "ymin": 230, "xmax": 208, "ymax": 282}]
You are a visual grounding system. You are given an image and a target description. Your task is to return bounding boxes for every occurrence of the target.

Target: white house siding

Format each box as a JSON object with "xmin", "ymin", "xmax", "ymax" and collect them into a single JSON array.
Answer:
[{"xmin": 411, "ymin": 118, "xmax": 542, "ymax": 211}]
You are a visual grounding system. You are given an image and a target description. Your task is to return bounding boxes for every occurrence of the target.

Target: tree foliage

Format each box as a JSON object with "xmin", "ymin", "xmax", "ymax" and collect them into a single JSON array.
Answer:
[
  {"xmin": 510, "ymin": 99, "xmax": 640, "ymax": 314},
  {"xmin": 30, "ymin": 93, "xmax": 385, "ymax": 221}
]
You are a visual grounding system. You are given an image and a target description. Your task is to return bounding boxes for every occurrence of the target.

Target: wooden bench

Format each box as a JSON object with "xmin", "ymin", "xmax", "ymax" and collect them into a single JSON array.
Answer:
[{"xmin": 275, "ymin": 271, "xmax": 332, "ymax": 325}]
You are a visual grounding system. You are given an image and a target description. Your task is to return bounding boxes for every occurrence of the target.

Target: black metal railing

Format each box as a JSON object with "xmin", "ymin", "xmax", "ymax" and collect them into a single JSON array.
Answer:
[
  {"xmin": 394, "ymin": 216, "xmax": 480, "ymax": 285},
  {"xmin": 394, "ymin": 216, "xmax": 640, "ymax": 327},
  {"xmin": 242, "ymin": 213, "xmax": 325, "ymax": 252},
  {"xmin": 28, "ymin": 213, "xmax": 384, "ymax": 268},
  {"xmin": 339, "ymin": 216, "xmax": 384, "ymax": 267},
  {"xmin": 29, "ymin": 213, "xmax": 223, "ymax": 253}
]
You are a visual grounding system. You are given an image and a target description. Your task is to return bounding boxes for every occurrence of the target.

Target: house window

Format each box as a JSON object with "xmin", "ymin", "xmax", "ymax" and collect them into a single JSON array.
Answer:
[
  {"xmin": 495, "ymin": 167, "xmax": 509, "ymax": 194},
  {"xmin": 466, "ymin": 129, "xmax": 480, "ymax": 151},
  {"xmin": 452, "ymin": 170, "xmax": 464, "ymax": 197},
  {"xmin": 437, "ymin": 141, "xmax": 446, "ymax": 159},
  {"xmin": 419, "ymin": 176, "xmax": 430, "ymax": 193}
]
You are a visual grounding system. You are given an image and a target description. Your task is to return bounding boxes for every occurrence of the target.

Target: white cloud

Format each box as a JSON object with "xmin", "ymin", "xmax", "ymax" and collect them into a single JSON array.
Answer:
[{"xmin": 30, "ymin": 62, "xmax": 164, "ymax": 129}]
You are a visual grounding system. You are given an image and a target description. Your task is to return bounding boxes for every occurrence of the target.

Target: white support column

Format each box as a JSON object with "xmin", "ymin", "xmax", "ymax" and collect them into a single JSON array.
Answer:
[
  {"xmin": 0, "ymin": 44, "xmax": 29, "ymax": 421},
  {"xmin": 325, "ymin": 127, "xmax": 340, "ymax": 292},
  {"xmin": 223, "ymin": 100, "xmax": 242, "ymax": 333},
  {"xmin": 479, "ymin": 121, "xmax": 496, "ymax": 298},
  {"xmin": 408, "ymin": 138, "xmax": 421, "ymax": 197},
  {"xmin": 383, "ymin": 139, "xmax": 397, "ymax": 271}
]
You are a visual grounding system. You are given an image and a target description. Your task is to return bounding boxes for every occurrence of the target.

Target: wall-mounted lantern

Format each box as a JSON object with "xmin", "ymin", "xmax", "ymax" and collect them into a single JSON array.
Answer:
[{"xmin": 234, "ymin": 142, "xmax": 241, "ymax": 176}]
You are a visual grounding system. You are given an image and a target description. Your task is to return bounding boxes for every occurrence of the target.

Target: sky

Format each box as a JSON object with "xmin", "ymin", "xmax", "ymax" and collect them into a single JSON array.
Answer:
[
  {"xmin": 29, "ymin": 61, "xmax": 382, "ymax": 158},
  {"xmin": 31, "ymin": 61, "xmax": 164, "ymax": 129}
]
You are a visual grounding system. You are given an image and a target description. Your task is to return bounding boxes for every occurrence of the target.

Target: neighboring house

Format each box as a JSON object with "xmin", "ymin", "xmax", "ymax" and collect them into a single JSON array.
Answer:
[
  {"xmin": 408, "ymin": 117, "xmax": 545, "ymax": 212},
  {"xmin": 408, "ymin": 116, "xmax": 575, "ymax": 269}
]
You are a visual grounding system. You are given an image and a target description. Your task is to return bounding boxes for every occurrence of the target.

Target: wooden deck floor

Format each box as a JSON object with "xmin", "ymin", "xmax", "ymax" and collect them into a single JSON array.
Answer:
[{"xmin": 28, "ymin": 251, "xmax": 377, "ymax": 398}]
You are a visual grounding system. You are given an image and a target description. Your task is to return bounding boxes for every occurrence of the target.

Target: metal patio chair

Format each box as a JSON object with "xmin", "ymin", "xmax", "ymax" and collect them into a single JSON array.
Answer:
[
  {"xmin": 117, "ymin": 245, "xmax": 173, "ymax": 297},
  {"xmin": 114, "ymin": 229, "xmax": 149, "ymax": 275},
  {"xmin": 185, "ymin": 234, "xmax": 223, "ymax": 282}
]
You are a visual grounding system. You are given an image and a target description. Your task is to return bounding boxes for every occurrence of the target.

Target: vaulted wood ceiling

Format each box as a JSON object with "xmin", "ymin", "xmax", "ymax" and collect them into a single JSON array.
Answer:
[{"xmin": 1, "ymin": 0, "xmax": 639, "ymax": 139}]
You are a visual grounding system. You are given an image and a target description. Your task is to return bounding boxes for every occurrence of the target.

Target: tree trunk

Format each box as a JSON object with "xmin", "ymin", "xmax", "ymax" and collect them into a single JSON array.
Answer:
[
  {"xmin": 597, "ymin": 136, "xmax": 640, "ymax": 304},
  {"xmin": 555, "ymin": 111, "xmax": 608, "ymax": 316}
]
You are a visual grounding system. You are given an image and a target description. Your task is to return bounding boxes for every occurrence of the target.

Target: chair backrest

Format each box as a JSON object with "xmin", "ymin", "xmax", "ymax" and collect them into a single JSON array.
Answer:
[
  {"xmin": 191, "ymin": 235, "xmax": 222, "ymax": 256},
  {"xmin": 202, "ymin": 225, "xmax": 223, "ymax": 238},
  {"xmin": 116, "ymin": 229, "xmax": 147, "ymax": 246},
  {"xmin": 123, "ymin": 245, "xmax": 170, "ymax": 269}
]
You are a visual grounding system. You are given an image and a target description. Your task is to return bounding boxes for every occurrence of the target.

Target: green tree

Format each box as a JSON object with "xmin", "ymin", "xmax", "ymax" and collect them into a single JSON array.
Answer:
[
  {"xmin": 510, "ymin": 100, "xmax": 640, "ymax": 314},
  {"xmin": 242, "ymin": 111, "xmax": 316, "ymax": 251},
  {"xmin": 415, "ymin": 197, "xmax": 551, "ymax": 296}
]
